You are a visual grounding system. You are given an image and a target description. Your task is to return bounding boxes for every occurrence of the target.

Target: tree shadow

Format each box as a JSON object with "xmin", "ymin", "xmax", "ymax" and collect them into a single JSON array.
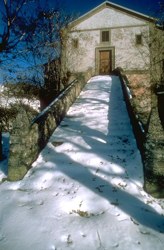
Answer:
[
  {"xmin": 35, "ymin": 75, "xmax": 164, "ymax": 233},
  {"xmin": 38, "ymin": 144, "xmax": 164, "ymax": 233}
]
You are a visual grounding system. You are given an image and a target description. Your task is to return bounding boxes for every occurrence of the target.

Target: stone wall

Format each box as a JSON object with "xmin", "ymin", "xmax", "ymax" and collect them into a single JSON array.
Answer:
[
  {"xmin": 7, "ymin": 107, "xmax": 39, "ymax": 181},
  {"xmin": 113, "ymin": 68, "xmax": 146, "ymax": 151},
  {"xmin": 8, "ymin": 75, "xmax": 87, "ymax": 181},
  {"xmin": 113, "ymin": 68, "xmax": 164, "ymax": 198},
  {"xmin": 144, "ymin": 94, "xmax": 164, "ymax": 198},
  {"xmin": 124, "ymin": 71, "xmax": 151, "ymax": 128}
]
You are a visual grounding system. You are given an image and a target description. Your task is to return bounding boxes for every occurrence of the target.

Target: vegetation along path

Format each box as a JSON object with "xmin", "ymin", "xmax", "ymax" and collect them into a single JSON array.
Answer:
[{"xmin": 0, "ymin": 75, "xmax": 164, "ymax": 250}]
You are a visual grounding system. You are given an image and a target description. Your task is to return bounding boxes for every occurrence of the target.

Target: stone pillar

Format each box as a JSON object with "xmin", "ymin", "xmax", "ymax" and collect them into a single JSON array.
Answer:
[{"xmin": 8, "ymin": 107, "xmax": 39, "ymax": 181}]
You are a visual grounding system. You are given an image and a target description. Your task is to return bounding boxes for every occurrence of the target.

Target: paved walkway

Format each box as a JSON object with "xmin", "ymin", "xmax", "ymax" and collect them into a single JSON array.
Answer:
[{"xmin": 0, "ymin": 75, "xmax": 164, "ymax": 250}]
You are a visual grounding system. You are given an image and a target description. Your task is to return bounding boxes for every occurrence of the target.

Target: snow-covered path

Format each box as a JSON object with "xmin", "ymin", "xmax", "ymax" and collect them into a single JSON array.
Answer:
[{"xmin": 0, "ymin": 76, "xmax": 164, "ymax": 250}]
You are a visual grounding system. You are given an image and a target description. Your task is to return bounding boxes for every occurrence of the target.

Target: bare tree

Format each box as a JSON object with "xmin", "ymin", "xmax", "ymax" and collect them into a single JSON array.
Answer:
[
  {"xmin": 0, "ymin": 0, "xmax": 40, "ymax": 159},
  {"xmin": 0, "ymin": 0, "xmax": 41, "ymax": 54},
  {"xmin": 0, "ymin": 0, "xmax": 75, "ymax": 159},
  {"xmin": 14, "ymin": 1, "xmax": 75, "ymax": 109}
]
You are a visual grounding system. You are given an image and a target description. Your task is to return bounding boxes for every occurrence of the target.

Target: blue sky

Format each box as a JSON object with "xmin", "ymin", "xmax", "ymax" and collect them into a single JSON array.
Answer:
[{"xmin": 61, "ymin": 0, "xmax": 161, "ymax": 17}]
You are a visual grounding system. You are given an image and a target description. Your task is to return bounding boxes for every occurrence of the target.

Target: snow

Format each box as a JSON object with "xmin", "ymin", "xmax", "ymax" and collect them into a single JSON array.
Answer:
[
  {"xmin": 0, "ymin": 75, "xmax": 164, "ymax": 250},
  {"xmin": 0, "ymin": 86, "xmax": 40, "ymax": 112},
  {"xmin": 124, "ymin": 83, "xmax": 132, "ymax": 100}
]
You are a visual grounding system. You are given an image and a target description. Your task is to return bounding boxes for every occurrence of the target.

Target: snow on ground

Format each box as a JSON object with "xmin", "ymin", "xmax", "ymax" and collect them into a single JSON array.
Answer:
[
  {"xmin": 0, "ymin": 86, "xmax": 40, "ymax": 112},
  {"xmin": 0, "ymin": 96, "xmax": 40, "ymax": 112},
  {"xmin": 0, "ymin": 75, "xmax": 164, "ymax": 250}
]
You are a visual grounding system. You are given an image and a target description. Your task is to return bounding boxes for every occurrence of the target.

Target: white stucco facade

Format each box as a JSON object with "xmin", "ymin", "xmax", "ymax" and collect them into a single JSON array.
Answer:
[{"xmin": 62, "ymin": 1, "xmax": 152, "ymax": 76}]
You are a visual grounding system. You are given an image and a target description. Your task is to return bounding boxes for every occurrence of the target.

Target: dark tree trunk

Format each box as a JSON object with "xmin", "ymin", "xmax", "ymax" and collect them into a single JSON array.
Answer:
[
  {"xmin": 0, "ymin": 130, "xmax": 2, "ymax": 160},
  {"xmin": 157, "ymin": 93, "xmax": 164, "ymax": 129}
]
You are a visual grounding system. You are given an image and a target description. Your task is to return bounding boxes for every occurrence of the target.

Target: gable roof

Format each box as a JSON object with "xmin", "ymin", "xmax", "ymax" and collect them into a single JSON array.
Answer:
[{"xmin": 70, "ymin": 1, "xmax": 155, "ymax": 28}]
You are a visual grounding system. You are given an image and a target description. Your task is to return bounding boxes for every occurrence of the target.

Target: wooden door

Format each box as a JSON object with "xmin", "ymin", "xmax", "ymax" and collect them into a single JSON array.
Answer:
[{"xmin": 99, "ymin": 50, "xmax": 112, "ymax": 75}]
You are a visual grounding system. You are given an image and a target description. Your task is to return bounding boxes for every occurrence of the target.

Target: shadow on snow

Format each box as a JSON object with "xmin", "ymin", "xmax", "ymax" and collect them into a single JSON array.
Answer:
[{"xmin": 33, "ymin": 76, "xmax": 164, "ymax": 233}]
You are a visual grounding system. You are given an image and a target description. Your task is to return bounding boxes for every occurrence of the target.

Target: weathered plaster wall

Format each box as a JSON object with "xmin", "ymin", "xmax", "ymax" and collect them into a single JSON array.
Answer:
[
  {"xmin": 73, "ymin": 7, "xmax": 147, "ymax": 30},
  {"xmin": 113, "ymin": 26, "xmax": 150, "ymax": 70},
  {"xmin": 64, "ymin": 30, "xmax": 97, "ymax": 73},
  {"xmin": 63, "ymin": 6, "xmax": 150, "ymax": 75}
]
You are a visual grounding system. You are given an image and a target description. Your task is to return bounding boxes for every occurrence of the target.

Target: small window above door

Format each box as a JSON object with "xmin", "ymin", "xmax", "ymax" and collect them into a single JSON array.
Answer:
[
  {"xmin": 135, "ymin": 34, "xmax": 142, "ymax": 45},
  {"xmin": 101, "ymin": 30, "xmax": 110, "ymax": 43},
  {"xmin": 72, "ymin": 38, "xmax": 79, "ymax": 48}
]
